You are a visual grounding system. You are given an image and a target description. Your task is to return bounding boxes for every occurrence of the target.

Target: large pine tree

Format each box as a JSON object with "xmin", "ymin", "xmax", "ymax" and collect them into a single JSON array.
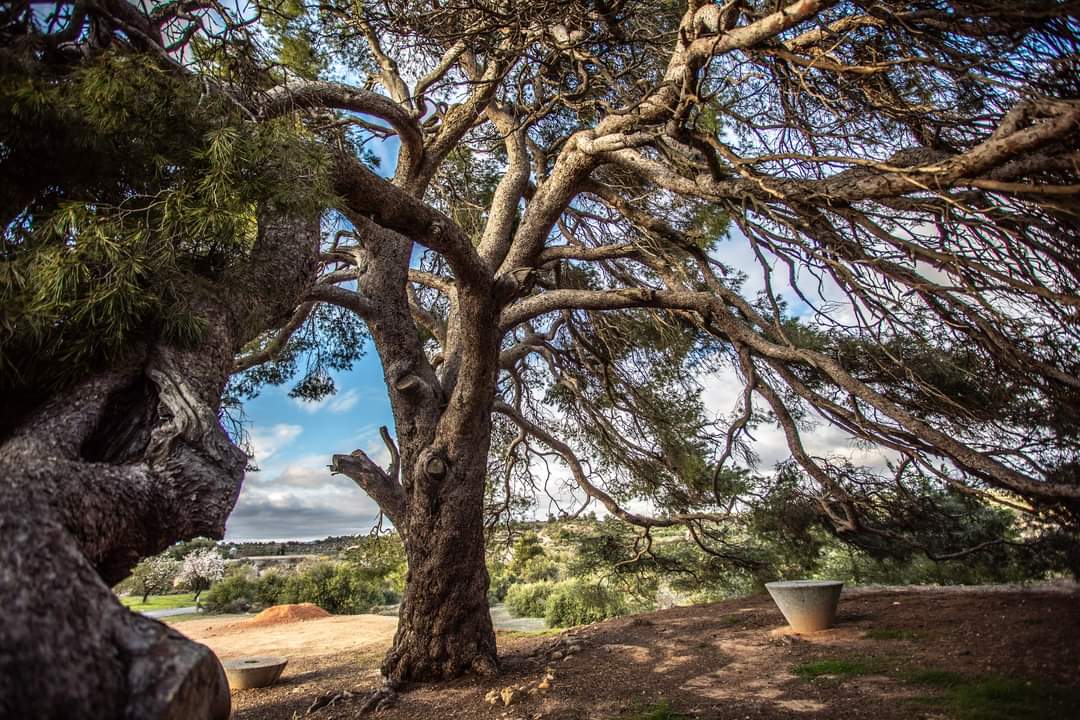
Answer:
[{"xmin": 3, "ymin": 1, "xmax": 1078, "ymax": 716}]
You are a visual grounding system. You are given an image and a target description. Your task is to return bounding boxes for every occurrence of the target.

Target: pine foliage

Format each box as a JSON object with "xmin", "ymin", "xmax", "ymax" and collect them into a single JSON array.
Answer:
[{"xmin": 0, "ymin": 51, "xmax": 332, "ymax": 399}]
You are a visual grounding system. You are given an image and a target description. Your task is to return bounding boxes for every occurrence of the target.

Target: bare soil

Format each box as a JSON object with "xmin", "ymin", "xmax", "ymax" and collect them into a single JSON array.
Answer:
[
  {"xmin": 173, "ymin": 612, "xmax": 396, "ymax": 660},
  {"xmin": 173, "ymin": 585, "xmax": 1080, "ymax": 720},
  {"xmin": 243, "ymin": 603, "xmax": 333, "ymax": 628}
]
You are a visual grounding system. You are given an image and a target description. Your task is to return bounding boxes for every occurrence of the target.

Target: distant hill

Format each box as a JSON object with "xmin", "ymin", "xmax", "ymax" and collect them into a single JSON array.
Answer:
[
  {"xmin": 220, "ymin": 518, "xmax": 601, "ymax": 560},
  {"xmin": 220, "ymin": 534, "xmax": 364, "ymax": 558}
]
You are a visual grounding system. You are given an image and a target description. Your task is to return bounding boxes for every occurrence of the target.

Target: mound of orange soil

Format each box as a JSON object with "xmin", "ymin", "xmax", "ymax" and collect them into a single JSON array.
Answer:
[{"xmin": 241, "ymin": 603, "xmax": 331, "ymax": 628}]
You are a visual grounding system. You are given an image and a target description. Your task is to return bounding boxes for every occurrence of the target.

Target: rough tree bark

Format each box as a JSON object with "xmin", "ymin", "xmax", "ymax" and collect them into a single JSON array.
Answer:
[
  {"xmin": 382, "ymin": 425, "xmax": 499, "ymax": 684},
  {"xmin": 328, "ymin": 210, "xmax": 503, "ymax": 685},
  {"xmin": 386, "ymin": 290, "xmax": 503, "ymax": 683},
  {"xmin": 0, "ymin": 213, "xmax": 320, "ymax": 720}
]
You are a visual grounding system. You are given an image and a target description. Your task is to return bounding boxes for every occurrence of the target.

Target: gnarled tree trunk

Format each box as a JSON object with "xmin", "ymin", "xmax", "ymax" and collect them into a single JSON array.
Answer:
[
  {"xmin": 382, "ymin": 434, "xmax": 498, "ymax": 683},
  {"xmin": 0, "ymin": 213, "xmax": 319, "ymax": 719},
  {"xmin": 328, "ymin": 217, "xmax": 502, "ymax": 684}
]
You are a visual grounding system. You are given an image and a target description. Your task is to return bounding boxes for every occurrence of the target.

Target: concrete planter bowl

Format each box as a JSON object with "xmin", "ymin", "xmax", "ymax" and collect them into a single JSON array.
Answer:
[
  {"xmin": 222, "ymin": 656, "xmax": 288, "ymax": 690},
  {"xmin": 765, "ymin": 580, "xmax": 844, "ymax": 633}
]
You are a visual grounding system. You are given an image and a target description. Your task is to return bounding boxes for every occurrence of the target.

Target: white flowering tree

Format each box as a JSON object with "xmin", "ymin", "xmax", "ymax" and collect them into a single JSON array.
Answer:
[
  {"xmin": 128, "ymin": 555, "xmax": 180, "ymax": 604},
  {"xmin": 175, "ymin": 549, "xmax": 226, "ymax": 605}
]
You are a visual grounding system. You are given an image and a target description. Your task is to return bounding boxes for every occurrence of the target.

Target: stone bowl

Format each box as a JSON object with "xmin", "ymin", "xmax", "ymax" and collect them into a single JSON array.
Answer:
[
  {"xmin": 765, "ymin": 580, "xmax": 844, "ymax": 633},
  {"xmin": 221, "ymin": 656, "xmax": 288, "ymax": 690}
]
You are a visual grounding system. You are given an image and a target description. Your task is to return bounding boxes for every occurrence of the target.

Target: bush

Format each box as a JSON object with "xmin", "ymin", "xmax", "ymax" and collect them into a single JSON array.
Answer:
[
  {"xmin": 340, "ymin": 533, "xmax": 408, "ymax": 593},
  {"xmin": 544, "ymin": 579, "xmax": 631, "ymax": 628},
  {"xmin": 201, "ymin": 560, "xmax": 400, "ymax": 615},
  {"xmin": 487, "ymin": 560, "xmax": 518, "ymax": 604},
  {"xmin": 509, "ymin": 533, "xmax": 546, "ymax": 573},
  {"xmin": 505, "ymin": 581, "xmax": 556, "ymax": 617},
  {"xmin": 518, "ymin": 555, "xmax": 559, "ymax": 582},
  {"xmin": 279, "ymin": 560, "xmax": 397, "ymax": 614},
  {"xmin": 253, "ymin": 570, "xmax": 288, "ymax": 607},
  {"xmin": 216, "ymin": 598, "xmax": 255, "ymax": 614},
  {"xmin": 201, "ymin": 568, "xmax": 259, "ymax": 613}
]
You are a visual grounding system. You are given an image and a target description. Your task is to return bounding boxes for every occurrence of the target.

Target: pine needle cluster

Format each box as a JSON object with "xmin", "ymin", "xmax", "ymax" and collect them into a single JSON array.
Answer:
[{"xmin": 0, "ymin": 50, "xmax": 332, "ymax": 404}]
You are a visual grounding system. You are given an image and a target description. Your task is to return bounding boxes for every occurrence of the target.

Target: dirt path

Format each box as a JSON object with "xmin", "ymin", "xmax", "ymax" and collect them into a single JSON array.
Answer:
[
  {"xmin": 184, "ymin": 587, "xmax": 1080, "ymax": 720},
  {"xmin": 173, "ymin": 614, "xmax": 397, "ymax": 660}
]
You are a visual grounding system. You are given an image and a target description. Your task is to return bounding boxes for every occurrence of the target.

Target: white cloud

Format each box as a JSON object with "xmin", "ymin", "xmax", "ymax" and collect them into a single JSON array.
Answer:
[
  {"xmin": 327, "ymin": 388, "xmax": 361, "ymax": 413},
  {"xmin": 225, "ymin": 484, "xmax": 382, "ymax": 541},
  {"xmin": 228, "ymin": 451, "xmax": 386, "ymax": 540},
  {"xmin": 246, "ymin": 453, "xmax": 341, "ymax": 489},
  {"xmin": 361, "ymin": 437, "xmax": 393, "ymax": 470},
  {"xmin": 291, "ymin": 387, "xmax": 364, "ymax": 414},
  {"xmin": 275, "ymin": 461, "xmax": 335, "ymax": 489},
  {"xmin": 248, "ymin": 423, "xmax": 303, "ymax": 464}
]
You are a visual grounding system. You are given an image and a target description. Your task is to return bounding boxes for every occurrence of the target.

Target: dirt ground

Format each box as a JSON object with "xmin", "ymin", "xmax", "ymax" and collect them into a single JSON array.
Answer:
[
  {"xmin": 174, "ymin": 613, "xmax": 397, "ymax": 660},
  {"xmin": 173, "ymin": 585, "xmax": 1080, "ymax": 720}
]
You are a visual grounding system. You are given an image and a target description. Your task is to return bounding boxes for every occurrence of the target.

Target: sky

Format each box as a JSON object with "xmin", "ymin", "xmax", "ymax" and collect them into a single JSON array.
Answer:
[
  {"xmin": 224, "ymin": 222, "xmax": 889, "ymax": 541},
  {"xmin": 224, "ymin": 135, "xmax": 404, "ymax": 541},
  {"xmin": 222, "ymin": 117, "xmax": 888, "ymax": 542},
  {"xmin": 224, "ymin": 352, "xmax": 396, "ymax": 541}
]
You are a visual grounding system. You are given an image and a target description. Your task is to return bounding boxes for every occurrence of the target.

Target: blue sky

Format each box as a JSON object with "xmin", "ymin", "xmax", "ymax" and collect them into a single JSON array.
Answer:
[
  {"xmin": 224, "ymin": 354, "xmax": 397, "ymax": 540},
  {"xmin": 224, "ymin": 134, "xmax": 402, "ymax": 541},
  {"xmin": 223, "ymin": 123, "xmax": 884, "ymax": 541}
]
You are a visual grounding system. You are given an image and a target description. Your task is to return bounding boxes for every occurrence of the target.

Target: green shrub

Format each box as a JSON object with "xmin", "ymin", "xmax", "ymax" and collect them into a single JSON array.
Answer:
[
  {"xmin": 253, "ymin": 570, "xmax": 289, "ymax": 608},
  {"xmin": 506, "ymin": 581, "xmax": 556, "ymax": 617},
  {"xmin": 487, "ymin": 561, "xmax": 518, "ymax": 603},
  {"xmin": 201, "ymin": 569, "xmax": 259, "ymax": 613},
  {"xmin": 340, "ymin": 534, "xmax": 408, "ymax": 594},
  {"xmin": 518, "ymin": 555, "xmax": 559, "ymax": 582},
  {"xmin": 543, "ymin": 579, "xmax": 631, "ymax": 627},
  {"xmin": 279, "ymin": 560, "xmax": 397, "ymax": 614},
  {"xmin": 202, "ymin": 560, "xmax": 399, "ymax": 615},
  {"xmin": 509, "ymin": 533, "xmax": 546, "ymax": 573}
]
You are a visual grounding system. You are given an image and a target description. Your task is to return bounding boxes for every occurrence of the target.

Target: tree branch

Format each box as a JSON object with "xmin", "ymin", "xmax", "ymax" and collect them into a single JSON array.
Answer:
[
  {"xmin": 258, "ymin": 80, "xmax": 422, "ymax": 179},
  {"xmin": 493, "ymin": 401, "xmax": 732, "ymax": 529},
  {"xmin": 334, "ymin": 152, "xmax": 490, "ymax": 289},
  {"xmin": 330, "ymin": 449, "xmax": 407, "ymax": 529}
]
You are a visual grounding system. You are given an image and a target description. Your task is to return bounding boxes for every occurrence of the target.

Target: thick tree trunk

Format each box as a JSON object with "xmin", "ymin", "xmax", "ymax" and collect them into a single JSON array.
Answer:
[
  {"xmin": 0, "ymin": 346, "xmax": 243, "ymax": 720},
  {"xmin": 325, "ymin": 213, "xmax": 504, "ymax": 686},
  {"xmin": 0, "ymin": 213, "xmax": 319, "ymax": 719},
  {"xmin": 0, "ymin": 498, "xmax": 232, "ymax": 720},
  {"xmin": 378, "ymin": 283, "xmax": 504, "ymax": 685},
  {"xmin": 382, "ymin": 449, "xmax": 497, "ymax": 684}
]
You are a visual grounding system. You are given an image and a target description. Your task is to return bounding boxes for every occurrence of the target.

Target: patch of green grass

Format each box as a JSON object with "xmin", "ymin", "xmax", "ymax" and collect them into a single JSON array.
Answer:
[
  {"xmin": 906, "ymin": 670, "xmax": 1080, "ymax": 719},
  {"xmin": 118, "ymin": 593, "xmax": 197, "ymax": 612},
  {"xmin": 720, "ymin": 614, "xmax": 742, "ymax": 626},
  {"xmin": 863, "ymin": 628, "xmax": 919, "ymax": 641},
  {"xmin": 618, "ymin": 700, "xmax": 693, "ymax": 720},
  {"xmin": 793, "ymin": 659, "xmax": 876, "ymax": 679}
]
